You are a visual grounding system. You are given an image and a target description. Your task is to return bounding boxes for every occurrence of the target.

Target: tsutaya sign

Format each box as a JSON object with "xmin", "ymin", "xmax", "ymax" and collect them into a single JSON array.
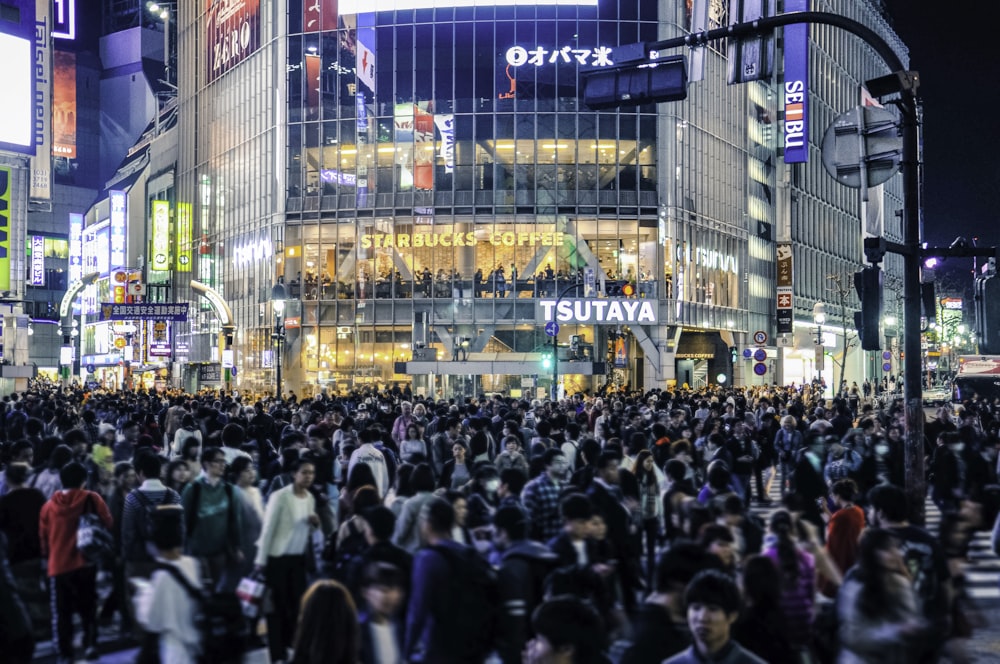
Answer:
[{"xmin": 539, "ymin": 299, "xmax": 657, "ymax": 325}]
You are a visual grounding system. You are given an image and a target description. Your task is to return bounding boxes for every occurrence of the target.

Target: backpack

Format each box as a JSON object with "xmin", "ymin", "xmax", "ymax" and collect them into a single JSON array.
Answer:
[
  {"xmin": 428, "ymin": 544, "xmax": 499, "ymax": 661},
  {"xmin": 154, "ymin": 562, "xmax": 247, "ymax": 664},
  {"xmin": 131, "ymin": 490, "xmax": 176, "ymax": 561},
  {"xmin": 77, "ymin": 493, "xmax": 114, "ymax": 566}
]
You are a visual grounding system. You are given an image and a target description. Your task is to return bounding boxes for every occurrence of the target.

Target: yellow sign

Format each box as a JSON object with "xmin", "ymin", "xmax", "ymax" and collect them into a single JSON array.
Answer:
[
  {"xmin": 114, "ymin": 337, "xmax": 126, "ymax": 349},
  {"xmin": 151, "ymin": 200, "xmax": 170, "ymax": 271},
  {"xmin": 176, "ymin": 203, "xmax": 193, "ymax": 272},
  {"xmin": 0, "ymin": 167, "xmax": 11, "ymax": 291},
  {"xmin": 360, "ymin": 230, "xmax": 565, "ymax": 249}
]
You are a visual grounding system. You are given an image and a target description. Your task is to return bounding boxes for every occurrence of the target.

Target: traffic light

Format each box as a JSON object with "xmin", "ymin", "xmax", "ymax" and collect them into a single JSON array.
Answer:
[
  {"xmin": 541, "ymin": 350, "xmax": 553, "ymax": 370},
  {"xmin": 853, "ymin": 266, "xmax": 883, "ymax": 351},
  {"xmin": 975, "ymin": 273, "xmax": 1000, "ymax": 353},
  {"xmin": 583, "ymin": 56, "xmax": 688, "ymax": 110},
  {"xmin": 606, "ymin": 282, "xmax": 635, "ymax": 297},
  {"xmin": 730, "ymin": 346, "xmax": 738, "ymax": 364},
  {"xmin": 727, "ymin": 0, "xmax": 776, "ymax": 84}
]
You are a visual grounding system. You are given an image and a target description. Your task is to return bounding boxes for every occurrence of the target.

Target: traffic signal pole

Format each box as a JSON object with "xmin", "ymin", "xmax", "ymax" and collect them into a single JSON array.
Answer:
[{"xmin": 614, "ymin": 11, "xmax": 930, "ymax": 522}]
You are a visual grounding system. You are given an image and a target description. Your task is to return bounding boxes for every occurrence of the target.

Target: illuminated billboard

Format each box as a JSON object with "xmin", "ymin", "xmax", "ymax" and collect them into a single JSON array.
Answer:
[
  {"xmin": 53, "ymin": 51, "xmax": 77, "ymax": 158},
  {"xmin": 30, "ymin": 235, "xmax": 45, "ymax": 285},
  {"xmin": 0, "ymin": 31, "xmax": 33, "ymax": 155},
  {"xmin": 52, "ymin": 0, "xmax": 76, "ymax": 40},
  {"xmin": 176, "ymin": 202, "xmax": 192, "ymax": 271},
  {"xmin": 151, "ymin": 200, "xmax": 170, "ymax": 271},
  {"xmin": 0, "ymin": 167, "xmax": 11, "ymax": 290},
  {"xmin": 109, "ymin": 191, "xmax": 126, "ymax": 268},
  {"xmin": 206, "ymin": 0, "xmax": 261, "ymax": 83},
  {"xmin": 339, "ymin": 0, "xmax": 596, "ymax": 11},
  {"xmin": 69, "ymin": 213, "xmax": 83, "ymax": 282}
]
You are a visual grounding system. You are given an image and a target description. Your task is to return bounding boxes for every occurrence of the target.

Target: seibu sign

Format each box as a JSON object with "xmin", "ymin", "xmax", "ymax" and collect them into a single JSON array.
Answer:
[{"xmin": 539, "ymin": 299, "xmax": 657, "ymax": 325}]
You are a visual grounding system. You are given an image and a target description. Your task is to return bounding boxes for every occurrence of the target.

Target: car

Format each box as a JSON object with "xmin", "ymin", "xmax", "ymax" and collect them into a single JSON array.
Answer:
[{"xmin": 922, "ymin": 385, "xmax": 952, "ymax": 406}]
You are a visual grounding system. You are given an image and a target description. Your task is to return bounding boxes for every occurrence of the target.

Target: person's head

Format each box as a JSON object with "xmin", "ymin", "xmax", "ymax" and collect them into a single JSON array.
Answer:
[
  {"xmin": 499, "ymin": 467, "xmax": 527, "ymax": 499},
  {"xmin": 857, "ymin": 527, "xmax": 903, "ymax": 575},
  {"xmin": 181, "ymin": 436, "xmax": 201, "ymax": 462},
  {"xmin": 684, "ymin": 569, "xmax": 743, "ymax": 656},
  {"xmin": 525, "ymin": 595, "xmax": 607, "ymax": 664},
  {"xmin": 740, "ymin": 554, "xmax": 783, "ymax": 610},
  {"xmin": 293, "ymin": 580, "xmax": 360, "ymax": 664},
  {"xmin": 360, "ymin": 562, "xmax": 406, "ymax": 619},
  {"xmin": 166, "ymin": 459, "xmax": 190, "ymax": 487},
  {"xmin": 654, "ymin": 540, "xmax": 719, "ymax": 596},
  {"xmin": 698, "ymin": 524, "xmax": 736, "ymax": 568},
  {"xmin": 228, "ymin": 455, "xmax": 257, "ymax": 487},
  {"xmin": 867, "ymin": 483, "xmax": 909, "ymax": 527},
  {"xmin": 444, "ymin": 489, "xmax": 468, "ymax": 526},
  {"xmin": 452, "ymin": 441, "xmax": 468, "ymax": 461},
  {"xmin": 150, "ymin": 505, "xmax": 186, "ymax": 552},
  {"xmin": 114, "ymin": 461, "xmax": 137, "ymax": 489},
  {"xmin": 503, "ymin": 435, "xmax": 522, "ymax": 454},
  {"xmin": 58, "ymin": 461, "xmax": 89, "ymax": 490},
  {"xmin": 346, "ymin": 461, "xmax": 377, "ymax": 493},
  {"xmin": 419, "ymin": 496, "xmax": 455, "ymax": 543},
  {"xmin": 409, "ymin": 462, "xmax": 436, "ymax": 493},
  {"xmin": 291, "ymin": 458, "xmax": 316, "ymax": 491},
  {"xmin": 134, "ymin": 449, "xmax": 163, "ymax": 482},
  {"xmin": 781, "ymin": 415, "xmax": 796, "ymax": 430},
  {"xmin": 494, "ymin": 504, "xmax": 530, "ymax": 547},
  {"xmin": 830, "ymin": 477, "xmax": 858, "ymax": 506},
  {"xmin": 3, "ymin": 461, "xmax": 31, "ymax": 488},
  {"xmin": 360, "ymin": 505, "xmax": 396, "ymax": 544},
  {"xmin": 588, "ymin": 512, "xmax": 607, "ymax": 540},
  {"xmin": 48, "ymin": 444, "xmax": 75, "ymax": 471},
  {"xmin": 200, "ymin": 446, "xmax": 227, "ymax": 478},
  {"xmin": 560, "ymin": 493, "xmax": 594, "ymax": 539},
  {"xmin": 543, "ymin": 448, "xmax": 569, "ymax": 481},
  {"xmin": 595, "ymin": 450, "xmax": 620, "ymax": 484},
  {"xmin": 635, "ymin": 449, "xmax": 655, "ymax": 477}
]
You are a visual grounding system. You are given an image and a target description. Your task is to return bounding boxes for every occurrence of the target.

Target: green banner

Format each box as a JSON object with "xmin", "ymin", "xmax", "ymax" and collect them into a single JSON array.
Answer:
[
  {"xmin": 0, "ymin": 167, "xmax": 11, "ymax": 291},
  {"xmin": 176, "ymin": 202, "xmax": 192, "ymax": 272}
]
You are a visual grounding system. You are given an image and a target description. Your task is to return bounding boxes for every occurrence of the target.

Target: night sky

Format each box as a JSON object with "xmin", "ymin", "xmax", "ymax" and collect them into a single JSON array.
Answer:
[{"xmin": 881, "ymin": 0, "xmax": 1000, "ymax": 255}]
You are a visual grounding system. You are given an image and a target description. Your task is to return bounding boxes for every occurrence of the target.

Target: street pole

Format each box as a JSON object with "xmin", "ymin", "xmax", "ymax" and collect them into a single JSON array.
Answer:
[{"xmin": 550, "ymin": 282, "xmax": 585, "ymax": 401}]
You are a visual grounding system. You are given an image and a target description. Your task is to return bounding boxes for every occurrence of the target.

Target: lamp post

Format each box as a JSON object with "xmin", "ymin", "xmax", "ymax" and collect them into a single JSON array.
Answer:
[
  {"xmin": 146, "ymin": 2, "xmax": 174, "ymax": 88},
  {"xmin": 813, "ymin": 302, "xmax": 826, "ymax": 388},
  {"xmin": 271, "ymin": 283, "xmax": 287, "ymax": 399}
]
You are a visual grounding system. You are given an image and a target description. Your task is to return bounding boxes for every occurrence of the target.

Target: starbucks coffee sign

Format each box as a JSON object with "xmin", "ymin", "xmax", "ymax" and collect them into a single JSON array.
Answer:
[{"xmin": 538, "ymin": 299, "xmax": 657, "ymax": 325}]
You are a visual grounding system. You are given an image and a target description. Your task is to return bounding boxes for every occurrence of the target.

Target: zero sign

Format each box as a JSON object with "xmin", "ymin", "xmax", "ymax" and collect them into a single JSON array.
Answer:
[{"xmin": 753, "ymin": 330, "xmax": 768, "ymax": 345}]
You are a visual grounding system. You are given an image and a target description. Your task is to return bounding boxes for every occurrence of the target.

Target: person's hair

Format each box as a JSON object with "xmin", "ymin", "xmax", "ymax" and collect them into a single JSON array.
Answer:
[
  {"xmin": 4, "ymin": 461, "xmax": 30, "ymax": 486},
  {"xmin": 226, "ymin": 455, "xmax": 254, "ymax": 484},
  {"xmin": 361, "ymin": 506, "xmax": 396, "ymax": 542},
  {"xmin": 634, "ymin": 449, "xmax": 655, "ymax": 482},
  {"xmin": 560, "ymin": 493, "xmax": 594, "ymax": 521},
  {"xmin": 150, "ymin": 505, "xmax": 185, "ymax": 550},
  {"xmin": 113, "ymin": 461, "xmax": 135, "ymax": 482},
  {"xmin": 494, "ymin": 504, "xmax": 529, "ymax": 540},
  {"xmin": 831, "ymin": 477, "xmax": 858, "ymax": 502},
  {"xmin": 292, "ymin": 580, "xmax": 360, "ymax": 664},
  {"xmin": 867, "ymin": 484, "xmax": 909, "ymax": 522},
  {"xmin": 542, "ymin": 447, "xmax": 566, "ymax": 467},
  {"xmin": 664, "ymin": 458, "xmax": 687, "ymax": 482},
  {"xmin": 134, "ymin": 449, "xmax": 163, "ymax": 480},
  {"xmin": 684, "ymin": 568, "xmax": 743, "ymax": 615},
  {"xmin": 595, "ymin": 450, "xmax": 619, "ymax": 471},
  {"xmin": 58, "ymin": 461, "xmax": 88, "ymax": 489},
  {"xmin": 289, "ymin": 457, "xmax": 316, "ymax": 475},
  {"xmin": 670, "ymin": 439, "xmax": 692, "ymax": 456},
  {"xmin": 531, "ymin": 595, "xmax": 607, "ymax": 664},
  {"xmin": 579, "ymin": 437, "xmax": 601, "ymax": 465},
  {"xmin": 201, "ymin": 446, "xmax": 224, "ymax": 466},
  {"xmin": 706, "ymin": 463, "xmax": 731, "ymax": 490},
  {"xmin": 499, "ymin": 467, "xmax": 527, "ymax": 495},
  {"xmin": 352, "ymin": 485, "xmax": 381, "ymax": 513},
  {"xmin": 741, "ymin": 554, "xmax": 783, "ymax": 611},
  {"xmin": 698, "ymin": 523, "xmax": 734, "ymax": 550},
  {"xmin": 361, "ymin": 561, "xmax": 404, "ymax": 589},
  {"xmin": 345, "ymin": 462, "xmax": 377, "ymax": 493},
  {"xmin": 409, "ymin": 462, "xmax": 436, "ymax": 493},
  {"xmin": 655, "ymin": 540, "xmax": 720, "ymax": 592},
  {"xmin": 420, "ymin": 496, "xmax": 455, "ymax": 535},
  {"xmin": 221, "ymin": 422, "xmax": 245, "ymax": 448},
  {"xmin": 63, "ymin": 428, "xmax": 88, "ymax": 448},
  {"xmin": 768, "ymin": 510, "xmax": 801, "ymax": 586},
  {"xmin": 165, "ymin": 459, "xmax": 188, "ymax": 485},
  {"xmin": 855, "ymin": 528, "xmax": 901, "ymax": 620},
  {"xmin": 394, "ymin": 463, "xmax": 415, "ymax": 498},
  {"xmin": 48, "ymin": 444, "xmax": 74, "ymax": 471}
]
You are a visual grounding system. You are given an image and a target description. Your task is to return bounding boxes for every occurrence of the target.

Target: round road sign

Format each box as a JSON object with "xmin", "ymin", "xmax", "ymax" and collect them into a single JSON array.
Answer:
[
  {"xmin": 753, "ymin": 362, "xmax": 768, "ymax": 376},
  {"xmin": 753, "ymin": 330, "xmax": 768, "ymax": 345},
  {"xmin": 882, "ymin": 362, "xmax": 892, "ymax": 372},
  {"xmin": 544, "ymin": 321, "xmax": 560, "ymax": 337},
  {"xmin": 742, "ymin": 348, "xmax": 753, "ymax": 359},
  {"xmin": 753, "ymin": 348, "xmax": 767, "ymax": 362}
]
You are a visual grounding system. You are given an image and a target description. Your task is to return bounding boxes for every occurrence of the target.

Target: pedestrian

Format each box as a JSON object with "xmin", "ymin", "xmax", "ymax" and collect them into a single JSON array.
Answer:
[
  {"xmin": 180, "ymin": 446, "xmax": 243, "ymax": 591},
  {"xmin": 358, "ymin": 562, "xmax": 406, "ymax": 664},
  {"xmin": 522, "ymin": 449, "xmax": 569, "ymax": 542},
  {"xmin": 291, "ymin": 579, "xmax": 361, "ymax": 664},
  {"xmin": 732, "ymin": 555, "xmax": 796, "ymax": 664},
  {"xmin": 256, "ymin": 458, "xmax": 319, "ymax": 664},
  {"xmin": 523, "ymin": 595, "xmax": 610, "ymax": 664},
  {"xmin": 39, "ymin": 461, "xmax": 113, "ymax": 662},
  {"xmin": 761, "ymin": 510, "xmax": 816, "ymax": 656}
]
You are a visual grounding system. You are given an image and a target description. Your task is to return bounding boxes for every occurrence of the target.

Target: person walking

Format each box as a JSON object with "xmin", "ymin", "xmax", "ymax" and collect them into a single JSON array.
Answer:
[{"xmin": 256, "ymin": 459, "xmax": 319, "ymax": 664}]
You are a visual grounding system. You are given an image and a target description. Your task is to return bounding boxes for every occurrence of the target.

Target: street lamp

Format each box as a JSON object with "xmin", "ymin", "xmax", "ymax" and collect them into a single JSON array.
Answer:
[
  {"xmin": 813, "ymin": 302, "xmax": 827, "ymax": 385},
  {"xmin": 146, "ymin": 2, "xmax": 175, "ymax": 88},
  {"xmin": 271, "ymin": 283, "xmax": 287, "ymax": 399}
]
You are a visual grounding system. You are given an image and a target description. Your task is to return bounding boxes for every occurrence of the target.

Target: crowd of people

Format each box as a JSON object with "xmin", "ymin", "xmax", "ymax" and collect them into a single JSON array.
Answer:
[{"xmin": 0, "ymin": 380, "xmax": 999, "ymax": 664}]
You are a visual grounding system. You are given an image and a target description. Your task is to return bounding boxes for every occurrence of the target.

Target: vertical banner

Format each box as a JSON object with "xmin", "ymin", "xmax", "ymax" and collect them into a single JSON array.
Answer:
[
  {"xmin": 30, "ymin": 0, "xmax": 51, "ymax": 199},
  {"xmin": 356, "ymin": 16, "xmax": 375, "ymax": 93},
  {"xmin": 150, "ymin": 200, "xmax": 170, "ymax": 271},
  {"xmin": 413, "ymin": 106, "xmax": 434, "ymax": 190},
  {"xmin": 861, "ymin": 85, "xmax": 885, "ymax": 240},
  {"xmin": 0, "ymin": 167, "xmax": 11, "ymax": 291},
  {"xmin": 304, "ymin": 53, "xmax": 321, "ymax": 120},
  {"xmin": 176, "ymin": 202, "xmax": 192, "ymax": 271},
  {"xmin": 776, "ymin": 241, "xmax": 793, "ymax": 334},
  {"xmin": 52, "ymin": 50, "xmax": 77, "ymax": 158},
  {"xmin": 614, "ymin": 335, "xmax": 628, "ymax": 368},
  {"xmin": 68, "ymin": 212, "xmax": 83, "ymax": 283},
  {"xmin": 109, "ymin": 190, "xmax": 126, "ymax": 268},
  {"xmin": 206, "ymin": 0, "xmax": 261, "ymax": 83},
  {"xmin": 782, "ymin": 0, "xmax": 808, "ymax": 164},
  {"xmin": 304, "ymin": 0, "xmax": 337, "ymax": 32},
  {"xmin": 434, "ymin": 114, "xmax": 455, "ymax": 174},
  {"xmin": 30, "ymin": 235, "xmax": 45, "ymax": 285}
]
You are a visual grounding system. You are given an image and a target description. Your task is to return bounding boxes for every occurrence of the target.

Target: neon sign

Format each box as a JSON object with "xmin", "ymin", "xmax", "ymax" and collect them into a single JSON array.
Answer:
[{"xmin": 505, "ymin": 45, "xmax": 614, "ymax": 68}]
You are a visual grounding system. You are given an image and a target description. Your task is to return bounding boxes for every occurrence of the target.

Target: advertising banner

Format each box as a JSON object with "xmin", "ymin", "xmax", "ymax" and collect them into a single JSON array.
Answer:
[
  {"xmin": 782, "ymin": 0, "xmax": 808, "ymax": 163},
  {"xmin": 776, "ymin": 241, "xmax": 793, "ymax": 334},
  {"xmin": 30, "ymin": 235, "xmax": 45, "ymax": 285},
  {"xmin": 30, "ymin": 0, "xmax": 51, "ymax": 199},
  {"xmin": 206, "ymin": 0, "xmax": 261, "ymax": 84},
  {"xmin": 434, "ymin": 114, "xmax": 455, "ymax": 173},
  {"xmin": 151, "ymin": 200, "xmax": 170, "ymax": 271},
  {"xmin": 303, "ymin": 0, "xmax": 337, "ymax": 32},
  {"xmin": 305, "ymin": 53, "xmax": 321, "ymax": 118},
  {"xmin": 176, "ymin": 202, "xmax": 192, "ymax": 271},
  {"xmin": 0, "ymin": 0, "xmax": 36, "ymax": 156},
  {"xmin": 0, "ymin": 166, "xmax": 11, "ymax": 291},
  {"xmin": 109, "ymin": 190, "xmax": 127, "ymax": 268},
  {"xmin": 53, "ymin": 50, "xmax": 77, "ymax": 158},
  {"xmin": 68, "ymin": 212, "xmax": 83, "ymax": 283},
  {"xmin": 356, "ymin": 18, "xmax": 375, "ymax": 93},
  {"xmin": 100, "ymin": 303, "xmax": 189, "ymax": 322},
  {"xmin": 414, "ymin": 106, "xmax": 434, "ymax": 190}
]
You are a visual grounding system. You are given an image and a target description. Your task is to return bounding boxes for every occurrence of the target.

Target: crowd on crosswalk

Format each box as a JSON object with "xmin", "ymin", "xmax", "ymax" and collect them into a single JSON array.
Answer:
[{"xmin": 1, "ymin": 381, "xmax": 999, "ymax": 664}]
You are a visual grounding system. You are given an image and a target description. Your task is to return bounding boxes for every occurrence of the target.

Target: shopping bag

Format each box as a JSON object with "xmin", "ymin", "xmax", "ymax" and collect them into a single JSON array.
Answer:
[{"xmin": 235, "ymin": 573, "xmax": 267, "ymax": 619}]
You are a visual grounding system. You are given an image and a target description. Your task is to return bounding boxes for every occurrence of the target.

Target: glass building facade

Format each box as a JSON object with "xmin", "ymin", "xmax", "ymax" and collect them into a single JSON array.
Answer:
[{"xmin": 164, "ymin": 0, "xmax": 771, "ymax": 397}]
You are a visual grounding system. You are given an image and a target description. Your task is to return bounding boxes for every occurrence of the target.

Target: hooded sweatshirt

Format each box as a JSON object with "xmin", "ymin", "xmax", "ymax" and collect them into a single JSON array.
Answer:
[{"xmin": 39, "ymin": 488, "xmax": 113, "ymax": 577}]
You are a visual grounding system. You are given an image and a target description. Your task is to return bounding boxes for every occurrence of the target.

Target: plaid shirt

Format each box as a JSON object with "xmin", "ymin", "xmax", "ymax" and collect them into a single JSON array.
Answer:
[{"xmin": 521, "ymin": 472, "xmax": 563, "ymax": 542}]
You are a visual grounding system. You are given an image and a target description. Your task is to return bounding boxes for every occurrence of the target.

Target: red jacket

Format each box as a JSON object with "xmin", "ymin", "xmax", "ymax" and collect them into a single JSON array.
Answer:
[{"xmin": 39, "ymin": 489, "xmax": 113, "ymax": 577}]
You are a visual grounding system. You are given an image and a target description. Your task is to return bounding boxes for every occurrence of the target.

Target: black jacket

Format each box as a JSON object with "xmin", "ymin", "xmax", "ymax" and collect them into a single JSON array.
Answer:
[{"xmin": 496, "ymin": 540, "xmax": 558, "ymax": 664}]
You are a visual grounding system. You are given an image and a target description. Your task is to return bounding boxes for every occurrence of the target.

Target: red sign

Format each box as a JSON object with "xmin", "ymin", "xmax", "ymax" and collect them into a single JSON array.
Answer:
[
  {"xmin": 777, "ymin": 292, "xmax": 792, "ymax": 308},
  {"xmin": 303, "ymin": 0, "xmax": 337, "ymax": 32}
]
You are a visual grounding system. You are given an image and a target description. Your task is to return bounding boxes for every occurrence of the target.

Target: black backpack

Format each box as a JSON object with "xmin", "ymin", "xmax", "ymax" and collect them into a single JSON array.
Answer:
[
  {"xmin": 131, "ymin": 490, "xmax": 176, "ymax": 561},
  {"xmin": 155, "ymin": 562, "xmax": 247, "ymax": 664},
  {"xmin": 428, "ymin": 544, "xmax": 499, "ymax": 662}
]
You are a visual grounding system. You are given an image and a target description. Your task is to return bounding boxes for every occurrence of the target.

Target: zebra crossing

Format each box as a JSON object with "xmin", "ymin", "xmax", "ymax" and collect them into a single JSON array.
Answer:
[{"xmin": 748, "ymin": 477, "xmax": 1000, "ymax": 607}]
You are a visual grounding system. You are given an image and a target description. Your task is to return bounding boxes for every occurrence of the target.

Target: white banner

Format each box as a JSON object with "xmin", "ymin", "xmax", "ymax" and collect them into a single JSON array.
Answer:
[{"xmin": 434, "ymin": 114, "xmax": 455, "ymax": 173}]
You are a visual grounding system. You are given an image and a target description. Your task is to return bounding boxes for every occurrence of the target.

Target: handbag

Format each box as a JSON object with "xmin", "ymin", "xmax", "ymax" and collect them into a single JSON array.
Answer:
[
  {"xmin": 235, "ymin": 571, "xmax": 267, "ymax": 619},
  {"xmin": 77, "ymin": 493, "xmax": 114, "ymax": 565}
]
